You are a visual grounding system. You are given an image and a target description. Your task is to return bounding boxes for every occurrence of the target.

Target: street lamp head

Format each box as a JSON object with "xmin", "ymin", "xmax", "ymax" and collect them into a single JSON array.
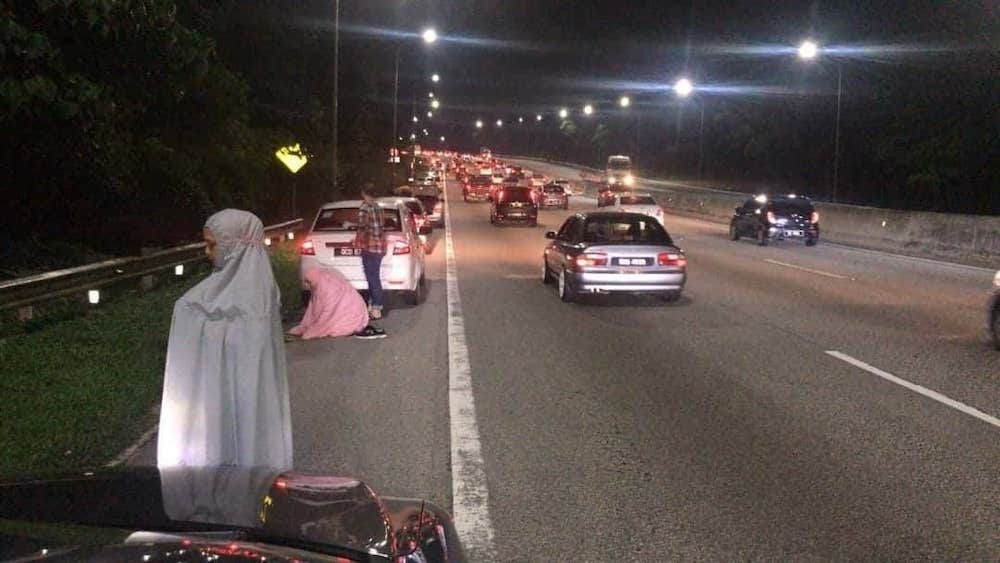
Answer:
[
  {"xmin": 410, "ymin": 133, "xmax": 417, "ymax": 140},
  {"xmin": 475, "ymin": 119, "xmax": 483, "ymax": 129},
  {"xmin": 674, "ymin": 78, "xmax": 693, "ymax": 98},
  {"xmin": 619, "ymin": 96, "xmax": 631, "ymax": 108},
  {"xmin": 412, "ymin": 115, "xmax": 419, "ymax": 123},
  {"xmin": 431, "ymin": 99, "xmax": 440, "ymax": 109},
  {"xmin": 440, "ymin": 136, "xmax": 445, "ymax": 142},
  {"xmin": 428, "ymin": 92, "xmax": 434, "ymax": 98},
  {"xmin": 431, "ymin": 73, "xmax": 440, "ymax": 82},
  {"xmin": 422, "ymin": 28, "xmax": 438, "ymax": 44},
  {"xmin": 518, "ymin": 116, "xmax": 524, "ymax": 123},
  {"xmin": 536, "ymin": 114, "xmax": 543, "ymax": 121},
  {"xmin": 558, "ymin": 108, "xmax": 568, "ymax": 119},
  {"xmin": 798, "ymin": 40, "xmax": 818, "ymax": 60},
  {"xmin": 583, "ymin": 104, "xmax": 594, "ymax": 116},
  {"xmin": 427, "ymin": 111, "xmax": 433, "ymax": 118},
  {"xmin": 496, "ymin": 119, "xmax": 503, "ymax": 127}
]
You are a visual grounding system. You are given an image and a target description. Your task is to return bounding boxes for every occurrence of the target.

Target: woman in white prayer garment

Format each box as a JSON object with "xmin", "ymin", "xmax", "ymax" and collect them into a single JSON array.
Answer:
[{"xmin": 157, "ymin": 209, "xmax": 293, "ymax": 468}]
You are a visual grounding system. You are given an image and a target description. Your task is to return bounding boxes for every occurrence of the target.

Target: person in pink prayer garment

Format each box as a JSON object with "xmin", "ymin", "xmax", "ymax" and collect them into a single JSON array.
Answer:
[{"xmin": 289, "ymin": 268, "xmax": 384, "ymax": 340}]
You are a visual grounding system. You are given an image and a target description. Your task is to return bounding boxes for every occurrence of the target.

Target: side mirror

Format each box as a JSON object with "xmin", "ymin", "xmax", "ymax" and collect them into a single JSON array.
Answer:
[
  {"xmin": 545, "ymin": 231, "xmax": 557, "ymax": 239},
  {"xmin": 418, "ymin": 225, "xmax": 433, "ymax": 235}
]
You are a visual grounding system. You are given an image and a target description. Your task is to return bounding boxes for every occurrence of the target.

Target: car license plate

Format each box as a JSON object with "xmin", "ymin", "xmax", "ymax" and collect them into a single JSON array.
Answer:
[
  {"xmin": 615, "ymin": 258, "xmax": 648, "ymax": 266},
  {"xmin": 335, "ymin": 247, "xmax": 361, "ymax": 256},
  {"xmin": 785, "ymin": 230, "xmax": 803, "ymax": 237}
]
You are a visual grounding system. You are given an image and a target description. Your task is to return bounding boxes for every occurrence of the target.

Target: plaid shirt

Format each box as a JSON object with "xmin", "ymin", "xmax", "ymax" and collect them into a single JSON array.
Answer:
[{"xmin": 355, "ymin": 200, "xmax": 387, "ymax": 254}]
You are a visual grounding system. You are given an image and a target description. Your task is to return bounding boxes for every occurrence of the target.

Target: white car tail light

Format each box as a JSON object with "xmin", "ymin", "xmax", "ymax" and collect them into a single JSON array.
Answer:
[
  {"xmin": 392, "ymin": 240, "xmax": 412, "ymax": 255},
  {"xmin": 657, "ymin": 252, "xmax": 687, "ymax": 268},
  {"xmin": 573, "ymin": 253, "xmax": 608, "ymax": 270},
  {"xmin": 300, "ymin": 240, "xmax": 316, "ymax": 255}
]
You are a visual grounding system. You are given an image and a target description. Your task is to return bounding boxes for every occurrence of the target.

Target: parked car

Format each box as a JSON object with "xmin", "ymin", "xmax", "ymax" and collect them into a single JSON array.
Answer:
[
  {"xmin": 729, "ymin": 194, "xmax": 820, "ymax": 246},
  {"xmin": 539, "ymin": 182, "xmax": 570, "ymax": 209},
  {"xmin": 491, "ymin": 186, "xmax": 538, "ymax": 226},
  {"xmin": 989, "ymin": 270, "xmax": 1000, "ymax": 350},
  {"xmin": 300, "ymin": 199, "xmax": 430, "ymax": 305},
  {"xmin": 0, "ymin": 465, "xmax": 467, "ymax": 562},
  {"xmin": 597, "ymin": 184, "xmax": 634, "ymax": 207},
  {"xmin": 463, "ymin": 175, "xmax": 493, "ymax": 202},
  {"xmin": 414, "ymin": 194, "xmax": 443, "ymax": 225},
  {"xmin": 543, "ymin": 211, "xmax": 687, "ymax": 303},
  {"xmin": 609, "ymin": 193, "xmax": 664, "ymax": 225},
  {"xmin": 382, "ymin": 196, "xmax": 432, "ymax": 233},
  {"xmin": 552, "ymin": 178, "xmax": 575, "ymax": 194}
]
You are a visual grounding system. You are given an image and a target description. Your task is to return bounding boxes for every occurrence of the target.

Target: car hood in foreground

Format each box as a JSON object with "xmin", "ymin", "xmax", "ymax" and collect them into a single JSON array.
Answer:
[{"xmin": 0, "ymin": 466, "xmax": 464, "ymax": 562}]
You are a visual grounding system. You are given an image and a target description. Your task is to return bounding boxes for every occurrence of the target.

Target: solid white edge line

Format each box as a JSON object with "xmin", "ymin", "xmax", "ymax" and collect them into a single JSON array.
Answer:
[
  {"xmin": 444, "ymin": 180, "xmax": 498, "ymax": 560},
  {"xmin": 825, "ymin": 351, "xmax": 1000, "ymax": 430},
  {"xmin": 764, "ymin": 258, "xmax": 852, "ymax": 280},
  {"xmin": 106, "ymin": 424, "xmax": 159, "ymax": 467}
]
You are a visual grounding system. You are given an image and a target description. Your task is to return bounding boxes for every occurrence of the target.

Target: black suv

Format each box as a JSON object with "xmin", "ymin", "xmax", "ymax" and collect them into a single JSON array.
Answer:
[
  {"xmin": 730, "ymin": 195, "xmax": 819, "ymax": 246},
  {"xmin": 491, "ymin": 186, "xmax": 538, "ymax": 226}
]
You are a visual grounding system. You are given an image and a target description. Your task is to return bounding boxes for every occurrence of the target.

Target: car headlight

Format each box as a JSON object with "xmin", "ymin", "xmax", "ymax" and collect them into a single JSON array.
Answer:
[
  {"xmin": 608, "ymin": 176, "xmax": 616, "ymax": 184},
  {"xmin": 994, "ymin": 270, "xmax": 1000, "ymax": 287},
  {"xmin": 623, "ymin": 174, "xmax": 634, "ymax": 186}
]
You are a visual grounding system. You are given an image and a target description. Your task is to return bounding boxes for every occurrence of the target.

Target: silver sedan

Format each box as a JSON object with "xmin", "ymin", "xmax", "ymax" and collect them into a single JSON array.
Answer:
[{"xmin": 543, "ymin": 211, "xmax": 687, "ymax": 303}]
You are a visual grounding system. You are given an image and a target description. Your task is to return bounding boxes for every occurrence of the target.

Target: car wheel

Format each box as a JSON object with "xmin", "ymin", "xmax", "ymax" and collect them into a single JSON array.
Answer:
[
  {"xmin": 407, "ymin": 274, "xmax": 426, "ymax": 306},
  {"xmin": 992, "ymin": 310, "xmax": 1000, "ymax": 351},
  {"xmin": 805, "ymin": 236, "xmax": 818, "ymax": 247},
  {"xmin": 662, "ymin": 291, "xmax": 681, "ymax": 303},
  {"xmin": 729, "ymin": 222, "xmax": 740, "ymax": 241},
  {"xmin": 558, "ymin": 269, "xmax": 574, "ymax": 303},
  {"xmin": 542, "ymin": 259, "xmax": 555, "ymax": 284},
  {"xmin": 757, "ymin": 227, "xmax": 769, "ymax": 246}
]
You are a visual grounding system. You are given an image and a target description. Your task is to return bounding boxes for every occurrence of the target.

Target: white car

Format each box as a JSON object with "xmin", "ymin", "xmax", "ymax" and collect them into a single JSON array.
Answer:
[
  {"xmin": 299, "ymin": 199, "xmax": 430, "ymax": 305},
  {"xmin": 608, "ymin": 193, "xmax": 665, "ymax": 226}
]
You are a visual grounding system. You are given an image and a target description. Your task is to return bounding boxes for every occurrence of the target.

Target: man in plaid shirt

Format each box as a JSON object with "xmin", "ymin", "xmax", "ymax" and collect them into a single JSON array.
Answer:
[{"xmin": 355, "ymin": 185, "xmax": 387, "ymax": 319}]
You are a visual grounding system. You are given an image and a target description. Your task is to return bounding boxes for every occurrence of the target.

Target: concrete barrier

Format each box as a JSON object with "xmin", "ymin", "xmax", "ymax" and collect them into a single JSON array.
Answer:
[{"xmin": 505, "ymin": 155, "xmax": 1000, "ymax": 267}]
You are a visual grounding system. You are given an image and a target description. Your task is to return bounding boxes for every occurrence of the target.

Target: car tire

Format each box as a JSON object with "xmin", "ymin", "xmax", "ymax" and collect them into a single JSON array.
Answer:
[
  {"xmin": 407, "ymin": 274, "xmax": 426, "ymax": 306},
  {"xmin": 542, "ymin": 259, "xmax": 555, "ymax": 284},
  {"xmin": 729, "ymin": 222, "xmax": 740, "ymax": 241},
  {"xmin": 558, "ymin": 269, "xmax": 574, "ymax": 303},
  {"xmin": 757, "ymin": 227, "xmax": 769, "ymax": 246},
  {"xmin": 805, "ymin": 236, "xmax": 818, "ymax": 247},
  {"xmin": 992, "ymin": 310, "xmax": 1000, "ymax": 351},
  {"xmin": 662, "ymin": 291, "xmax": 681, "ymax": 303}
]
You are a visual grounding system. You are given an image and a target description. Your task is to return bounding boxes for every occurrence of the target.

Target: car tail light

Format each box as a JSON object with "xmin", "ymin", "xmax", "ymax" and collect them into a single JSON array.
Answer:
[
  {"xmin": 657, "ymin": 252, "xmax": 687, "ymax": 268},
  {"xmin": 300, "ymin": 240, "xmax": 316, "ymax": 255},
  {"xmin": 766, "ymin": 211, "xmax": 777, "ymax": 223},
  {"xmin": 392, "ymin": 240, "xmax": 411, "ymax": 255},
  {"xmin": 434, "ymin": 203, "xmax": 442, "ymax": 213},
  {"xmin": 573, "ymin": 252, "xmax": 608, "ymax": 270},
  {"xmin": 811, "ymin": 211, "xmax": 819, "ymax": 223}
]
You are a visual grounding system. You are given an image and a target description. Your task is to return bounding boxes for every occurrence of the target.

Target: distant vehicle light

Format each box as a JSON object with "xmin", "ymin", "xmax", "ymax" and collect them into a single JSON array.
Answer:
[
  {"xmin": 623, "ymin": 174, "xmax": 635, "ymax": 186},
  {"xmin": 608, "ymin": 176, "xmax": 616, "ymax": 184},
  {"xmin": 811, "ymin": 211, "xmax": 819, "ymax": 224},
  {"xmin": 754, "ymin": 194, "xmax": 768, "ymax": 203}
]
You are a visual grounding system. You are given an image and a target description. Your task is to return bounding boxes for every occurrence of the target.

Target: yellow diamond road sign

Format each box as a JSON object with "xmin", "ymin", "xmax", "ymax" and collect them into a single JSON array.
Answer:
[{"xmin": 275, "ymin": 143, "xmax": 308, "ymax": 174}]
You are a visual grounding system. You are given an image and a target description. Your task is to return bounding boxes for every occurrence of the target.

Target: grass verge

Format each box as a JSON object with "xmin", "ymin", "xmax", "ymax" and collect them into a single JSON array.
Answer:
[{"xmin": 0, "ymin": 249, "xmax": 301, "ymax": 476}]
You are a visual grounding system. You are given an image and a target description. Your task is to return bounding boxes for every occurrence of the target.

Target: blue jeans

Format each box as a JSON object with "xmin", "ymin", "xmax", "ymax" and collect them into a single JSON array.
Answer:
[{"xmin": 361, "ymin": 250, "xmax": 384, "ymax": 309}]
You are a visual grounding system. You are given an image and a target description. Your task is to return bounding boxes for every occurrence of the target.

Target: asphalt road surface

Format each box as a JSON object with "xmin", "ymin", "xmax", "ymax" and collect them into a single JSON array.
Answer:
[{"xmin": 132, "ymin": 168, "xmax": 999, "ymax": 561}]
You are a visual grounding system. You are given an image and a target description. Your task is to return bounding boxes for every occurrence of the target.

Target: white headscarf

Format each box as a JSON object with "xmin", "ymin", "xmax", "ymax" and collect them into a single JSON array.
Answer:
[{"xmin": 157, "ymin": 209, "xmax": 293, "ymax": 468}]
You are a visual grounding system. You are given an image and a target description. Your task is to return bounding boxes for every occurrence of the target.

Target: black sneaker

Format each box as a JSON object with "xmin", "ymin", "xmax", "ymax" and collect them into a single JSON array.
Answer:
[{"xmin": 353, "ymin": 325, "xmax": 387, "ymax": 340}]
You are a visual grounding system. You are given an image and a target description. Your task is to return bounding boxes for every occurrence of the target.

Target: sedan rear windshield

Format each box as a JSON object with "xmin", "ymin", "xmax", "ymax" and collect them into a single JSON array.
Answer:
[
  {"xmin": 583, "ymin": 216, "xmax": 672, "ymax": 245},
  {"xmin": 404, "ymin": 201, "xmax": 425, "ymax": 215},
  {"xmin": 619, "ymin": 196, "xmax": 656, "ymax": 205},
  {"xmin": 497, "ymin": 188, "xmax": 534, "ymax": 203},
  {"xmin": 313, "ymin": 207, "xmax": 402, "ymax": 231},
  {"xmin": 768, "ymin": 200, "xmax": 814, "ymax": 213},
  {"xmin": 543, "ymin": 185, "xmax": 565, "ymax": 193}
]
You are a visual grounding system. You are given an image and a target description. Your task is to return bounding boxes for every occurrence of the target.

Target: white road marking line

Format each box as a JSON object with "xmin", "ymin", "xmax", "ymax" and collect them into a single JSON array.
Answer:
[
  {"xmin": 503, "ymin": 274, "xmax": 539, "ymax": 279},
  {"xmin": 443, "ymin": 182, "xmax": 498, "ymax": 561},
  {"xmin": 825, "ymin": 350, "xmax": 1000, "ymax": 430},
  {"xmin": 764, "ymin": 258, "xmax": 853, "ymax": 280},
  {"xmin": 106, "ymin": 424, "xmax": 159, "ymax": 467}
]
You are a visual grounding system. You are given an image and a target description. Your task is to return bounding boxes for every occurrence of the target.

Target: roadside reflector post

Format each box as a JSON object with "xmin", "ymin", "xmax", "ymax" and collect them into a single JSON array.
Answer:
[
  {"xmin": 287, "ymin": 231, "xmax": 295, "ymax": 241},
  {"xmin": 174, "ymin": 264, "xmax": 184, "ymax": 276},
  {"xmin": 264, "ymin": 237, "xmax": 272, "ymax": 246},
  {"xmin": 87, "ymin": 290, "xmax": 100, "ymax": 305}
]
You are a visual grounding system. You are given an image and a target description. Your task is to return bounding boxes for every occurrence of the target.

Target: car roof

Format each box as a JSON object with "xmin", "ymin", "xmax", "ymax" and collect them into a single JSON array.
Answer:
[
  {"xmin": 616, "ymin": 192, "xmax": 653, "ymax": 199},
  {"xmin": 378, "ymin": 196, "xmax": 419, "ymax": 204},
  {"xmin": 320, "ymin": 199, "xmax": 402, "ymax": 210},
  {"xmin": 576, "ymin": 210, "xmax": 654, "ymax": 220}
]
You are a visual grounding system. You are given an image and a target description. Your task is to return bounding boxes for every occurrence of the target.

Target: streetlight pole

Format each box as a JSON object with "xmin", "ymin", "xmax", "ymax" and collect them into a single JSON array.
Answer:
[
  {"xmin": 697, "ymin": 102, "xmax": 705, "ymax": 179},
  {"xmin": 391, "ymin": 46, "xmax": 400, "ymax": 188}
]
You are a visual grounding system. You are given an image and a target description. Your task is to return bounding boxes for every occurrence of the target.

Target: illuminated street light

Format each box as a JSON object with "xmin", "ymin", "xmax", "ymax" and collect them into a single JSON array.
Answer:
[
  {"xmin": 583, "ymin": 104, "xmax": 594, "ymax": 116},
  {"xmin": 410, "ymin": 133, "xmax": 417, "ymax": 140},
  {"xmin": 674, "ymin": 78, "xmax": 693, "ymax": 97},
  {"xmin": 518, "ymin": 116, "xmax": 524, "ymax": 123},
  {"xmin": 422, "ymin": 28, "xmax": 438, "ymax": 44},
  {"xmin": 412, "ymin": 115, "xmax": 419, "ymax": 123},
  {"xmin": 440, "ymin": 136, "xmax": 446, "ymax": 142},
  {"xmin": 422, "ymin": 128, "xmax": 429, "ymax": 135},
  {"xmin": 431, "ymin": 99, "xmax": 440, "ymax": 109},
  {"xmin": 496, "ymin": 119, "xmax": 503, "ymax": 127},
  {"xmin": 619, "ymin": 96, "xmax": 631, "ymax": 108},
  {"xmin": 798, "ymin": 40, "xmax": 818, "ymax": 60},
  {"xmin": 558, "ymin": 108, "xmax": 568, "ymax": 119},
  {"xmin": 431, "ymin": 73, "xmax": 440, "ymax": 82},
  {"xmin": 428, "ymin": 92, "xmax": 434, "ymax": 98},
  {"xmin": 536, "ymin": 114, "xmax": 543, "ymax": 121},
  {"xmin": 475, "ymin": 119, "xmax": 483, "ymax": 128},
  {"xmin": 427, "ymin": 111, "xmax": 433, "ymax": 118}
]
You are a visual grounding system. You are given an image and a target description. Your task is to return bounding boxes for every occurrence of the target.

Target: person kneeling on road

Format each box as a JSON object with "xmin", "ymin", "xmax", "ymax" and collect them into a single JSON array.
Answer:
[{"xmin": 289, "ymin": 268, "xmax": 385, "ymax": 340}]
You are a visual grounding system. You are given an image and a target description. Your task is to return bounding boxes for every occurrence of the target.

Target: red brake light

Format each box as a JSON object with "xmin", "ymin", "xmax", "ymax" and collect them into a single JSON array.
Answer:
[
  {"xmin": 392, "ymin": 240, "xmax": 411, "ymax": 255},
  {"xmin": 811, "ymin": 211, "xmax": 819, "ymax": 223},
  {"xmin": 657, "ymin": 252, "xmax": 687, "ymax": 267},
  {"xmin": 766, "ymin": 211, "xmax": 777, "ymax": 223},
  {"xmin": 300, "ymin": 240, "xmax": 316, "ymax": 255},
  {"xmin": 573, "ymin": 252, "xmax": 608, "ymax": 270}
]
